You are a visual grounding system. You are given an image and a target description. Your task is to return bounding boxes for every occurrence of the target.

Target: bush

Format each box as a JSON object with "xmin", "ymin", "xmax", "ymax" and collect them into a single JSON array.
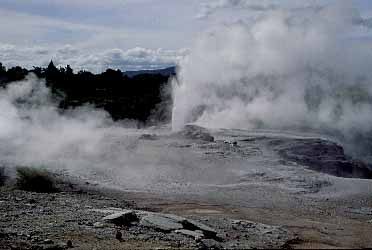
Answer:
[
  {"xmin": 16, "ymin": 167, "xmax": 58, "ymax": 193},
  {"xmin": 0, "ymin": 167, "xmax": 7, "ymax": 186}
]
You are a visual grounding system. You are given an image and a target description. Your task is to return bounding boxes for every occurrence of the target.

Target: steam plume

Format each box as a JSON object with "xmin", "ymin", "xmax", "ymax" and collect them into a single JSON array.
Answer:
[
  {"xmin": 0, "ymin": 75, "xmax": 164, "ymax": 187},
  {"xmin": 172, "ymin": 2, "xmax": 372, "ymax": 156}
]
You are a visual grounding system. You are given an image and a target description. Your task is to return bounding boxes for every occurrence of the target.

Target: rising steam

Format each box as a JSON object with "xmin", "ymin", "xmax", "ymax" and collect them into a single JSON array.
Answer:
[
  {"xmin": 0, "ymin": 75, "xmax": 168, "ymax": 187},
  {"xmin": 0, "ymin": 74, "xmax": 109, "ymax": 167},
  {"xmin": 1, "ymin": 1, "xmax": 372, "ymax": 183},
  {"xmin": 172, "ymin": 2, "xmax": 372, "ymax": 156}
]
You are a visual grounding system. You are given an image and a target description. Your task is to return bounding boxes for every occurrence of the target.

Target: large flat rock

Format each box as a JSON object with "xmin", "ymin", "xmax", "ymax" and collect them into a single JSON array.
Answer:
[
  {"xmin": 139, "ymin": 212, "xmax": 218, "ymax": 238},
  {"xmin": 140, "ymin": 214, "xmax": 184, "ymax": 232},
  {"xmin": 175, "ymin": 229, "xmax": 204, "ymax": 239},
  {"xmin": 183, "ymin": 218, "xmax": 217, "ymax": 238},
  {"xmin": 101, "ymin": 210, "xmax": 138, "ymax": 225}
]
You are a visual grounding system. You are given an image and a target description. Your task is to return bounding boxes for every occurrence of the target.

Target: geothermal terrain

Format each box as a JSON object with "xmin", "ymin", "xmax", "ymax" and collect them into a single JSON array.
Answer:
[
  {"xmin": 1, "ymin": 125, "xmax": 372, "ymax": 249},
  {"xmin": 2, "ymin": 1, "xmax": 372, "ymax": 249}
]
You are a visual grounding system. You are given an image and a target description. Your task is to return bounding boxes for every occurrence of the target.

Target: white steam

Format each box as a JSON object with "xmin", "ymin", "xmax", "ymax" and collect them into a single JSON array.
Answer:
[
  {"xmin": 0, "ymin": 75, "xmax": 109, "ymax": 165},
  {"xmin": 0, "ymin": 75, "xmax": 171, "ymax": 187},
  {"xmin": 172, "ymin": 2, "xmax": 372, "ymax": 154}
]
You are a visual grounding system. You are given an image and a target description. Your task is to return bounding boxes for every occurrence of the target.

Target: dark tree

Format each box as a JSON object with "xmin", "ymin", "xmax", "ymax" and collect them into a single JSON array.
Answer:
[
  {"xmin": 31, "ymin": 66, "xmax": 45, "ymax": 78},
  {"xmin": 0, "ymin": 63, "xmax": 5, "ymax": 75},
  {"xmin": 0, "ymin": 60, "xmax": 174, "ymax": 125},
  {"xmin": 66, "ymin": 65, "xmax": 73, "ymax": 76},
  {"xmin": 6, "ymin": 66, "xmax": 27, "ymax": 82}
]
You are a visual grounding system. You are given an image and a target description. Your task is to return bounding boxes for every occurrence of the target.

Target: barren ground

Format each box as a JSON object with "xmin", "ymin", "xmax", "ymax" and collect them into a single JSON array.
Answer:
[{"xmin": 1, "ymin": 126, "xmax": 372, "ymax": 249}]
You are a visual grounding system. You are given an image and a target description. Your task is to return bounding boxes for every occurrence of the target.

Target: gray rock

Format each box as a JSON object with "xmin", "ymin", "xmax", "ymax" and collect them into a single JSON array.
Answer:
[
  {"xmin": 31, "ymin": 236, "xmax": 40, "ymax": 243},
  {"xmin": 93, "ymin": 222, "xmax": 106, "ymax": 228},
  {"xmin": 161, "ymin": 213, "xmax": 188, "ymax": 223},
  {"xmin": 102, "ymin": 210, "xmax": 138, "ymax": 225},
  {"xmin": 273, "ymin": 138, "xmax": 372, "ymax": 179},
  {"xmin": 201, "ymin": 239, "xmax": 223, "ymax": 250},
  {"xmin": 89, "ymin": 208, "xmax": 126, "ymax": 214},
  {"xmin": 156, "ymin": 213, "xmax": 217, "ymax": 238},
  {"xmin": 175, "ymin": 229, "xmax": 204, "ymax": 240},
  {"xmin": 178, "ymin": 125, "xmax": 214, "ymax": 142},
  {"xmin": 115, "ymin": 231, "xmax": 122, "ymax": 240},
  {"xmin": 138, "ymin": 212, "xmax": 218, "ymax": 238},
  {"xmin": 140, "ymin": 214, "xmax": 183, "ymax": 232},
  {"xmin": 184, "ymin": 219, "xmax": 217, "ymax": 238},
  {"xmin": 139, "ymin": 134, "xmax": 158, "ymax": 140},
  {"xmin": 44, "ymin": 244, "xmax": 65, "ymax": 250},
  {"xmin": 43, "ymin": 239, "xmax": 53, "ymax": 244},
  {"xmin": 348, "ymin": 207, "xmax": 372, "ymax": 215},
  {"xmin": 66, "ymin": 240, "xmax": 73, "ymax": 248}
]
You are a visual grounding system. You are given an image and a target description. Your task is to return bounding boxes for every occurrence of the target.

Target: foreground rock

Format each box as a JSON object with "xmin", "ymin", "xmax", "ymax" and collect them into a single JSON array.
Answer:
[
  {"xmin": 99, "ymin": 209, "xmax": 218, "ymax": 239},
  {"xmin": 102, "ymin": 210, "xmax": 138, "ymax": 226},
  {"xmin": 93, "ymin": 207, "xmax": 292, "ymax": 248},
  {"xmin": 175, "ymin": 229, "xmax": 204, "ymax": 240},
  {"xmin": 140, "ymin": 214, "xmax": 184, "ymax": 232},
  {"xmin": 183, "ymin": 218, "xmax": 218, "ymax": 239}
]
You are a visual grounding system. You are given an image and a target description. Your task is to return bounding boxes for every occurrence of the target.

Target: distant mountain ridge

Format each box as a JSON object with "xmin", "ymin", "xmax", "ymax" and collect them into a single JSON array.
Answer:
[{"xmin": 124, "ymin": 66, "xmax": 176, "ymax": 78}]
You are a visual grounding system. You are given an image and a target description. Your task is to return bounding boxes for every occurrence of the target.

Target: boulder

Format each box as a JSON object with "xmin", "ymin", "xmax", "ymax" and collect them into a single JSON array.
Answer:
[
  {"xmin": 184, "ymin": 219, "xmax": 218, "ymax": 239},
  {"xmin": 140, "ymin": 214, "xmax": 183, "ymax": 232},
  {"xmin": 175, "ymin": 229, "xmax": 204, "ymax": 240},
  {"xmin": 93, "ymin": 222, "xmax": 106, "ymax": 228},
  {"xmin": 161, "ymin": 213, "xmax": 188, "ymax": 223},
  {"xmin": 43, "ymin": 239, "xmax": 53, "ymax": 244},
  {"xmin": 140, "ymin": 212, "xmax": 218, "ymax": 238},
  {"xmin": 102, "ymin": 210, "xmax": 138, "ymax": 226},
  {"xmin": 115, "ymin": 231, "xmax": 122, "ymax": 240}
]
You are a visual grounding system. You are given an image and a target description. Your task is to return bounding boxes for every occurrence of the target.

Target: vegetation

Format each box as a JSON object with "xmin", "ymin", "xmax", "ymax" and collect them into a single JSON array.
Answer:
[
  {"xmin": 0, "ymin": 61, "xmax": 174, "ymax": 125},
  {"xmin": 15, "ymin": 167, "xmax": 58, "ymax": 193}
]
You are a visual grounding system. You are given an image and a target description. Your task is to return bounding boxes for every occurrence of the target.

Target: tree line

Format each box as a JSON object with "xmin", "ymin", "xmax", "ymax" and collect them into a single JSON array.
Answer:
[{"xmin": 0, "ymin": 61, "xmax": 173, "ymax": 125}]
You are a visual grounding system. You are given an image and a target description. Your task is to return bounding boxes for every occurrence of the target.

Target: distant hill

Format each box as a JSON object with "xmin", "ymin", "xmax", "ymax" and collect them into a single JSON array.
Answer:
[{"xmin": 124, "ymin": 66, "xmax": 176, "ymax": 78}]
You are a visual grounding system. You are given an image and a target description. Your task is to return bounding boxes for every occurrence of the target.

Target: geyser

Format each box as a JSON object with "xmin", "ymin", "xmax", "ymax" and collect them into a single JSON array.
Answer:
[{"xmin": 172, "ymin": 2, "xmax": 372, "ymax": 156}]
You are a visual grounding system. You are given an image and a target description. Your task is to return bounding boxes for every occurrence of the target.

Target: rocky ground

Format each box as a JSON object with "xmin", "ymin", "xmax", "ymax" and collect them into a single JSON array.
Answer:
[
  {"xmin": 1, "ymin": 125, "xmax": 372, "ymax": 249},
  {"xmin": 0, "ymin": 182, "xmax": 293, "ymax": 249}
]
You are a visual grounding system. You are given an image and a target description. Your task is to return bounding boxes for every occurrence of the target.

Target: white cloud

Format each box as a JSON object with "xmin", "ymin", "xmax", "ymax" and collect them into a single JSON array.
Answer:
[
  {"xmin": 195, "ymin": 0, "xmax": 361, "ymax": 20},
  {"xmin": 71, "ymin": 47, "xmax": 188, "ymax": 72},
  {"xmin": 1, "ymin": 0, "xmax": 127, "ymax": 11},
  {"xmin": 0, "ymin": 43, "xmax": 187, "ymax": 72},
  {"xmin": 0, "ymin": 8, "xmax": 102, "ymax": 45},
  {"xmin": 196, "ymin": 0, "xmax": 280, "ymax": 19},
  {"xmin": 1, "ymin": 0, "xmax": 372, "ymax": 72}
]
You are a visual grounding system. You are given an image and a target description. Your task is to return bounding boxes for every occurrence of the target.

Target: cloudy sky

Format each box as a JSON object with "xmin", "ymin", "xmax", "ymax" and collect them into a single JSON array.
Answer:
[{"xmin": 0, "ymin": 0, "xmax": 371, "ymax": 72}]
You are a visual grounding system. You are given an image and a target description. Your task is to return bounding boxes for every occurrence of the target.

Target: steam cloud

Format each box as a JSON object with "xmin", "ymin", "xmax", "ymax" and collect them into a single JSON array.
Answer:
[
  {"xmin": 2, "ymin": 1, "xmax": 372, "ymax": 184},
  {"xmin": 172, "ymin": 2, "xmax": 372, "ymax": 156},
  {"xmin": 0, "ymin": 75, "xmax": 108, "ymax": 169},
  {"xmin": 0, "ymin": 75, "xmax": 168, "ymax": 187}
]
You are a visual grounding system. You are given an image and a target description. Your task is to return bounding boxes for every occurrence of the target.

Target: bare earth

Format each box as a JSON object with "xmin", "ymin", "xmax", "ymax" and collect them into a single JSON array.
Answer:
[{"xmin": 1, "ymin": 126, "xmax": 372, "ymax": 249}]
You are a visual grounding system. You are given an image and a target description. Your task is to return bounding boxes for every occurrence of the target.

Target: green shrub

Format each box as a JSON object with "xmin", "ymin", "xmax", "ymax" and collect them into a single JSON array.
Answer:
[{"xmin": 16, "ymin": 167, "xmax": 58, "ymax": 193}]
